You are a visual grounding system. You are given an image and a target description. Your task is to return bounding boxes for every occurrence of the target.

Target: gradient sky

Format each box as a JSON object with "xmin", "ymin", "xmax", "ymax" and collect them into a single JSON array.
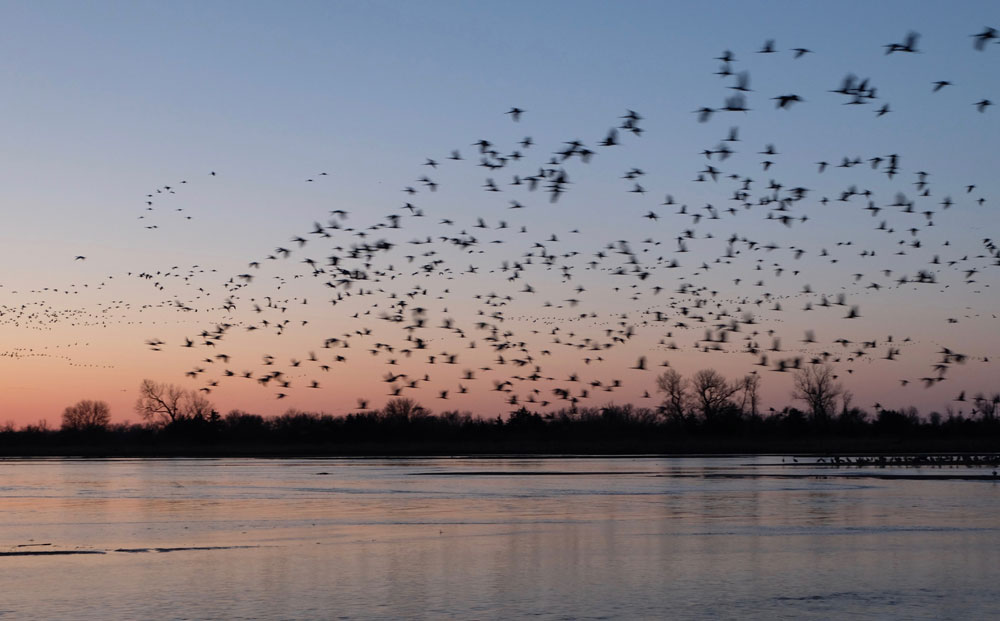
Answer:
[{"xmin": 1, "ymin": 1, "xmax": 998, "ymax": 426}]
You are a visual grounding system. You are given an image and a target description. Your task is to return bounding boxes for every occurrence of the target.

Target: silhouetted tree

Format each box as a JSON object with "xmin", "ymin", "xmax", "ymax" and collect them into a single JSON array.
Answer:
[
  {"xmin": 690, "ymin": 368, "xmax": 741, "ymax": 419},
  {"xmin": 840, "ymin": 390, "xmax": 854, "ymax": 416},
  {"xmin": 134, "ymin": 380, "xmax": 217, "ymax": 426},
  {"xmin": 874, "ymin": 408, "xmax": 918, "ymax": 435},
  {"xmin": 184, "ymin": 391, "xmax": 217, "ymax": 421},
  {"xmin": 739, "ymin": 373, "xmax": 761, "ymax": 417},
  {"xmin": 792, "ymin": 364, "xmax": 843, "ymax": 421},
  {"xmin": 5, "ymin": 388, "xmax": 1000, "ymax": 455},
  {"xmin": 507, "ymin": 406, "xmax": 544, "ymax": 429},
  {"xmin": 656, "ymin": 368, "xmax": 688, "ymax": 419},
  {"xmin": 973, "ymin": 393, "xmax": 1000, "ymax": 420},
  {"xmin": 22, "ymin": 419, "xmax": 51, "ymax": 434},
  {"xmin": 381, "ymin": 397, "xmax": 426, "ymax": 421},
  {"xmin": 836, "ymin": 405, "xmax": 869, "ymax": 435},
  {"xmin": 135, "ymin": 379, "xmax": 186, "ymax": 425},
  {"xmin": 61, "ymin": 399, "xmax": 111, "ymax": 432}
]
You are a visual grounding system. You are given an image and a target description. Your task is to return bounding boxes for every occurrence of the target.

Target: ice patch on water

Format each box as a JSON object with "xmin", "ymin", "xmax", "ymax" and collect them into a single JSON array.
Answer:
[
  {"xmin": 114, "ymin": 545, "xmax": 260, "ymax": 553},
  {"xmin": 0, "ymin": 550, "xmax": 104, "ymax": 556}
]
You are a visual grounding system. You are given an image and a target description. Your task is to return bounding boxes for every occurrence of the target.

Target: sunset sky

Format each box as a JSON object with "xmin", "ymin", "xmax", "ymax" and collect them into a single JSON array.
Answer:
[{"xmin": 1, "ymin": 1, "xmax": 998, "ymax": 426}]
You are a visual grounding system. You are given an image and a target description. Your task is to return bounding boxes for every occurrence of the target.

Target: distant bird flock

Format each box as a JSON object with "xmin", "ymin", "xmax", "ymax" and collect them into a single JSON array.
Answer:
[{"xmin": 3, "ymin": 27, "xmax": 998, "ymax": 415}]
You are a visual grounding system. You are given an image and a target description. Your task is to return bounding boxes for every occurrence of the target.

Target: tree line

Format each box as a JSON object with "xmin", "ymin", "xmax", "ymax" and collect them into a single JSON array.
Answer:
[{"xmin": 3, "ymin": 366, "xmax": 998, "ymax": 455}]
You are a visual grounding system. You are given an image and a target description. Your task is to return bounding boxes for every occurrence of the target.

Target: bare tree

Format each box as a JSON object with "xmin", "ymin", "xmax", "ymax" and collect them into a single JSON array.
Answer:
[
  {"xmin": 61, "ymin": 399, "xmax": 111, "ymax": 431},
  {"xmin": 792, "ymin": 364, "xmax": 843, "ymax": 421},
  {"xmin": 656, "ymin": 368, "xmax": 688, "ymax": 419},
  {"xmin": 24, "ymin": 419, "xmax": 50, "ymax": 433},
  {"xmin": 690, "ymin": 369, "xmax": 741, "ymax": 419},
  {"xmin": 739, "ymin": 373, "xmax": 761, "ymax": 417},
  {"xmin": 841, "ymin": 389, "xmax": 854, "ymax": 416},
  {"xmin": 184, "ymin": 391, "xmax": 217, "ymax": 421},
  {"xmin": 382, "ymin": 397, "xmax": 426, "ymax": 421},
  {"xmin": 972, "ymin": 393, "xmax": 1000, "ymax": 420},
  {"xmin": 135, "ymin": 379, "xmax": 186, "ymax": 425}
]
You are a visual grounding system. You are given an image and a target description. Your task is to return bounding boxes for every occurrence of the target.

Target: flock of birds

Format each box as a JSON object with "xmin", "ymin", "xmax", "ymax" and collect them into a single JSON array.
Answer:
[{"xmin": 4, "ymin": 27, "xmax": 1000, "ymax": 417}]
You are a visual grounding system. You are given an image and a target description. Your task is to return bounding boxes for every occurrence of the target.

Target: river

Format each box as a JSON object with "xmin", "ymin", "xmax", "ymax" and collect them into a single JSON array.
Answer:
[{"xmin": 0, "ymin": 456, "xmax": 997, "ymax": 619}]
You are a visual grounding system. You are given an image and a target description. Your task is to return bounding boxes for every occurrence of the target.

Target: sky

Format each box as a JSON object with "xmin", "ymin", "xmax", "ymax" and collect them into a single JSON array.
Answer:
[{"xmin": 1, "ymin": 0, "xmax": 998, "ymax": 426}]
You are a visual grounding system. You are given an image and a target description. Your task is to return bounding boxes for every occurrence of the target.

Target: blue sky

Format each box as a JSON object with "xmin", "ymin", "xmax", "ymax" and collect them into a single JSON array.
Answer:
[{"xmin": 0, "ymin": 1, "xmax": 998, "ymax": 422}]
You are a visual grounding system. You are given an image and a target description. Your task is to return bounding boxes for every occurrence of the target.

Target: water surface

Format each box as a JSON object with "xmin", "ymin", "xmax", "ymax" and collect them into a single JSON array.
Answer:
[{"xmin": 1, "ymin": 456, "xmax": 997, "ymax": 619}]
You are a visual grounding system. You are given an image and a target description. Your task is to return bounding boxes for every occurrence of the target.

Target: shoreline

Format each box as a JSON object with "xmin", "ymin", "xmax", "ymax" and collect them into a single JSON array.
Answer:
[{"xmin": 1, "ymin": 440, "xmax": 998, "ymax": 460}]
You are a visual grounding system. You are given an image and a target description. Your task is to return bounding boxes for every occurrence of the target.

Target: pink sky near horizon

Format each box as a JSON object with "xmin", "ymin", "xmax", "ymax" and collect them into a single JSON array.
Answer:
[{"xmin": 2, "ymin": 3, "xmax": 999, "ymax": 428}]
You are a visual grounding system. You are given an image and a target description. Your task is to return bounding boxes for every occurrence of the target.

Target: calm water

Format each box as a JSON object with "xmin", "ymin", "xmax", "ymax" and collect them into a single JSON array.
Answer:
[{"xmin": 0, "ymin": 456, "xmax": 998, "ymax": 620}]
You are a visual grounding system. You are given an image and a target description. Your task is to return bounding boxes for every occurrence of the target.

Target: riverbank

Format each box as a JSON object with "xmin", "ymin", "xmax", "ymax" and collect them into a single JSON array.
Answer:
[{"xmin": 2, "ymin": 435, "xmax": 998, "ymax": 458}]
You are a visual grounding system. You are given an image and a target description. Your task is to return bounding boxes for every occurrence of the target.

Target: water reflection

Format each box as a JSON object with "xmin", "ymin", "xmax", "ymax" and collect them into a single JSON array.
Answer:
[{"xmin": 0, "ymin": 457, "xmax": 997, "ymax": 619}]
